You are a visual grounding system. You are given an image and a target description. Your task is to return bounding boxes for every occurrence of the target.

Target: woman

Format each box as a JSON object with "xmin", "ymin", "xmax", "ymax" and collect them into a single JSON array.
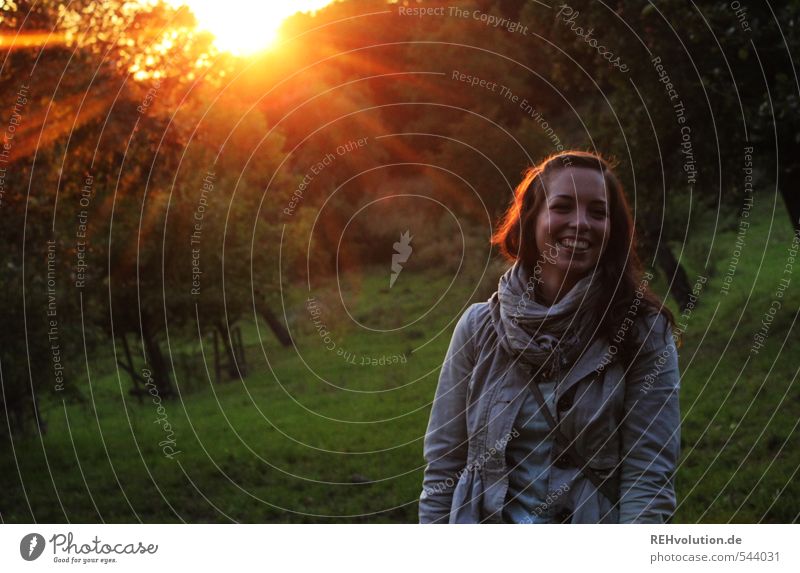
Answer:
[{"xmin": 419, "ymin": 151, "xmax": 680, "ymax": 524}]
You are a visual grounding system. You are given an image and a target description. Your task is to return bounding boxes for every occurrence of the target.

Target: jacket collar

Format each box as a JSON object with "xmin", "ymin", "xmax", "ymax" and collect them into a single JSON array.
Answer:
[{"xmin": 495, "ymin": 334, "xmax": 610, "ymax": 404}]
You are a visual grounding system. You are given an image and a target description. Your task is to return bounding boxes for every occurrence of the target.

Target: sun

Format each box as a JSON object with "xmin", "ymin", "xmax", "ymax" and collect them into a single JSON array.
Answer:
[{"xmin": 169, "ymin": 0, "xmax": 335, "ymax": 55}]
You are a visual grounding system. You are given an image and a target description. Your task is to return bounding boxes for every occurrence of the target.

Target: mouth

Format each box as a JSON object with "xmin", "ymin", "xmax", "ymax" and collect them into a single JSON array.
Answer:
[{"xmin": 555, "ymin": 237, "xmax": 591, "ymax": 253}]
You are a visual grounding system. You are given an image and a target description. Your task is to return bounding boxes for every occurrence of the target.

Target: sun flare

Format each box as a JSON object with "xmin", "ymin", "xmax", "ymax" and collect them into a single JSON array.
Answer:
[{"xmin": 169, "ymin": 0, "xmax": 335, "ymax": 55}]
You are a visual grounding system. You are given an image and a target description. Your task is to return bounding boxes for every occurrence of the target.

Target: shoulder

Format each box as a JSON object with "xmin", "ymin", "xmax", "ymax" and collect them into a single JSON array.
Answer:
[
  {"xmin": 456, "ymin": 301, "xmax": 491, "ymax": 328},
  {"xmin": 451, "ymin": 302, "xmax": 494, "ymax": 346},
  {"xmin": 469, "ymin": 301, "xmax": 493, "ymax": 323},
  {"xmin": 631, "ymin": 310, "xmax": 676, "ymax": 353}
]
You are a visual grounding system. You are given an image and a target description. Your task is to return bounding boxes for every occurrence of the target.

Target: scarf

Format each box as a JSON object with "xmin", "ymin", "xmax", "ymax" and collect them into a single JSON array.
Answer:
[{"xmin": 489, "ymin": 260, "xmax": 603, "ymax": 380}]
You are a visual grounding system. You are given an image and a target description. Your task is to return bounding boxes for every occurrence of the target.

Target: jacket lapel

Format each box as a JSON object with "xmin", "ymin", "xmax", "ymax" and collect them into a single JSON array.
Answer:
[{"xmin": 554, "ymin": 336, "xmax": 609, "ymax": 402}]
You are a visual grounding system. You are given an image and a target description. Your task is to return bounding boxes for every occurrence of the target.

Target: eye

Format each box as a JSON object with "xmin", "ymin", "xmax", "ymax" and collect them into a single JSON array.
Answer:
[
  {"xmin": 589, "ymin": 202, "xmax": 609, "ymax": 218},
  {"xmin": 550, "ymin": 203, "xmax": 571, "ymax": 213}
]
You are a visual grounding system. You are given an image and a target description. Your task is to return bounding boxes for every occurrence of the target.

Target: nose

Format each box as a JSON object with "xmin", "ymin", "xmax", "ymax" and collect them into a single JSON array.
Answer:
[{"xmin": 569, "ymin": 205, "xmax": 590, "ymax": 234}]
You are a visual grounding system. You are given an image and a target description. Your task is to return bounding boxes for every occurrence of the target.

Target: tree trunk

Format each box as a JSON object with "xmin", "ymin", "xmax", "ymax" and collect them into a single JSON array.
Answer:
[
  {"xmin": 255, "ymin": 298, "xmax": 292, "ymax": 347},
  {"xmin": 32, "ymin": 393, "xmax": 47, "ymax": 436},
  {"xmin": 780, "ymin": 177, "xmax": 800, "ymax": 233},
  {"xmin": 141, "ymin": 320, "xmax": 172, "ymax": 397},
  {"xmin": 775, "ymin": 113, "xmax": 800, "ymax": 234},
  {"xmin": 215, "ymin": 321, "xmax": 239, "ymax": 380},
  {"xmin": 120, "ymin": 333, "xmax": 144, "ymax": 403},
  {"xmin": 656, "ymin": 243, "xmax": 692, "ymax": 311}
]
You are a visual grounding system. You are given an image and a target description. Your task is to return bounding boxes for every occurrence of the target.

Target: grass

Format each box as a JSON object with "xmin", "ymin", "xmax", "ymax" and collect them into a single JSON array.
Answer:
[
  {"xmin": 1, "ymin": 260, "xmax": 488, "ymax": 523},
  {"xmin": 661, "ymin": 192, "xmax": 800, "ymax": 523},
  {"xmin": 1, "ymin": 193, "xmax": 798, "ymax": 523}
]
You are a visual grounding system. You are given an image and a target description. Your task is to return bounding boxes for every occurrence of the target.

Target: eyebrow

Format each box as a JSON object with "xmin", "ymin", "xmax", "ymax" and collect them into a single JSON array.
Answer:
[{"xmin": 549, "ymin": 194, "xmax": 608, "ymax": 204}]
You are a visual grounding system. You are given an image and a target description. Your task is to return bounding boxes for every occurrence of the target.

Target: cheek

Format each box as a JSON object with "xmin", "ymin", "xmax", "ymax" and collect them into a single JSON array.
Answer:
[
  {"xmin": 534, "ymin": 213, "xmax": 551, "ymax": 241},
  {"xmin": 591, "ymin": 215, "xmax": 609, "ymax": 237},
  {"xmin": 536, "ymin": 211, "xmax": 550, "ymax": 229},
  {"xmin": 597, "ymin": 226, "xmax": 611, "ymax": 258}
]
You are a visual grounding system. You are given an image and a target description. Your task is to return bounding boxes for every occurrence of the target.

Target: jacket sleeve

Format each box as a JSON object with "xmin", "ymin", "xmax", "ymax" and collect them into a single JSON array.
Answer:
[
  {"xmin": 619, "ymin": 312, "xmax": 681, "ymax": 523},
  {"xmin": 418, "ymin": 305, "xmax": 477, "ymax": 524}
]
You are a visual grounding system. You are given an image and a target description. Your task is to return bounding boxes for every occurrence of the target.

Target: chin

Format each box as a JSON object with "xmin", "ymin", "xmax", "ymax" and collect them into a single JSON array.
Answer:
[{"xmin": 563, "ymin": 264, "xmax": 597, "ymax": 282}]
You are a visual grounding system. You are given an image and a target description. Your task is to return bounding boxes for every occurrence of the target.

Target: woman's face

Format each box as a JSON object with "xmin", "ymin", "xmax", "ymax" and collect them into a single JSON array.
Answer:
[{"xmin": 533, "ymin": 166, "xmax": 611, "ymax": 292}]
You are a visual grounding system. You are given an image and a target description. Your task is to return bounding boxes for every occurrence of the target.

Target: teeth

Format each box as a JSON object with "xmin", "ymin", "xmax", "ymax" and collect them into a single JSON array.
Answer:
[{"xmin": 559, "ymin": 238, "xmax": 589, "ymax": 249}]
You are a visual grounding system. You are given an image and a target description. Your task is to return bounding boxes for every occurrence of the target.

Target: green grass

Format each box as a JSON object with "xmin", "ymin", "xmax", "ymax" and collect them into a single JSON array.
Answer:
[
  {"xmin": 2, "ymin": 193, "xmax": 798, "ymax": 522},
  {"xmin": 653, "ymin": 191, "xmax": 799, "ymax": 523},
  {"xmin": 1, "ymin": 264, "xmax": 483, "ymax": 523}
]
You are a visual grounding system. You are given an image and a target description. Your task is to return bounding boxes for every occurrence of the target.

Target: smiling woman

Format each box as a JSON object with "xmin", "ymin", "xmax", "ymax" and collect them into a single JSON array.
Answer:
[
  {"xmin": 169, "ymin": 0, "xmax": 335, "ymax": 54},
  {"xmin": 420, "ymin": 151, "xmax": 681, "ymax": 524}
]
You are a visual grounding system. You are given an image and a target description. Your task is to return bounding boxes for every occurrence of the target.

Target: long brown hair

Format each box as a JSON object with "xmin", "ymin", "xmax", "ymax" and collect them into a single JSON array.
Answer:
[{"xmin": 491, "ymin": 151, "xmax": 676, "ymax": 362}]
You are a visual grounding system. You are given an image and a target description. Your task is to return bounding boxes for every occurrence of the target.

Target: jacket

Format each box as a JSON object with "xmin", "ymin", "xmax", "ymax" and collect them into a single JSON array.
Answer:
[{"xmin": 419, "ymin": 295, "xmax": 681, "ymax": 523}]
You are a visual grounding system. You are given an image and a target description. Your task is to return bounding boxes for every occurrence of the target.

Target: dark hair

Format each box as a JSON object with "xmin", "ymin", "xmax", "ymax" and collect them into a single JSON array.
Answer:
[{"xmin": 491, "ymin": 151, "xmax": 676, "ymax": 362}]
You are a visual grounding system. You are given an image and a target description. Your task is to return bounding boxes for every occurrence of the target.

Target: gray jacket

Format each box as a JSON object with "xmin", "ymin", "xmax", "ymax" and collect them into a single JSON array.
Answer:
[{"xmin": 419, "ymin": 297, "xmax": 681, "ymax": 523}]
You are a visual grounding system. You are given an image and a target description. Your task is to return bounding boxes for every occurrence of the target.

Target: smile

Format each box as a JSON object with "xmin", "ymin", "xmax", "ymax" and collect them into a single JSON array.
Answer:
[{"xmin": 556, "ymin": 237, "xmax": 591, "ymax": 252}]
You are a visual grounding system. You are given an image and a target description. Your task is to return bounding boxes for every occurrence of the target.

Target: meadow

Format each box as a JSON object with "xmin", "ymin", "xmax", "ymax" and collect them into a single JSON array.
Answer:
[{"xmin": 2, "ymin": 190, "xmax": 797, "ymax": 523}]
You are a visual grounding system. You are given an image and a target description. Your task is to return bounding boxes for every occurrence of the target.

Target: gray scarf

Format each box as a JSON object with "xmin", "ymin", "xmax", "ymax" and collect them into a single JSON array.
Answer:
[{"xmin": 489, "ymin": 260, "xmax": 603, "ymax": 379}]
